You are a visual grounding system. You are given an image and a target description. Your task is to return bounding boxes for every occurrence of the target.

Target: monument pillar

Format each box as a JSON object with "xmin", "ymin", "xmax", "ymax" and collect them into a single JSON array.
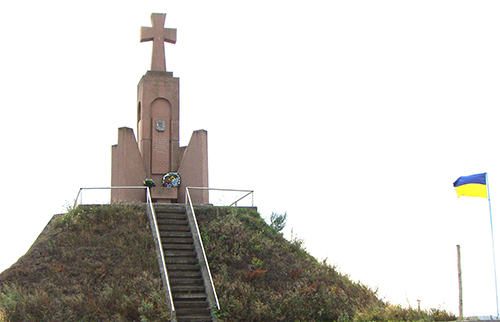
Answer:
[
  {"xmin": 137, "ymin": 71, "xmax": 181, "ymax": 185},
  {"xmin": 111, "ymin": 13, "xmax": 209, "ymax": 204}
]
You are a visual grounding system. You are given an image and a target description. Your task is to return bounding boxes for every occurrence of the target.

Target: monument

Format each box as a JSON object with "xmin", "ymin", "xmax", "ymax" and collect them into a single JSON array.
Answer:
[{"xmin": 111, "ymin": 13, "xmax": 209, "ymax": 204}]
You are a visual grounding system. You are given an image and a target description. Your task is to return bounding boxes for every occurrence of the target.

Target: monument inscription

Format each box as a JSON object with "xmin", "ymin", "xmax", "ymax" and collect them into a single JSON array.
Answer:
[{"xmin": 152, "ymin": 117, "xmax": 169, "ymax": 174}]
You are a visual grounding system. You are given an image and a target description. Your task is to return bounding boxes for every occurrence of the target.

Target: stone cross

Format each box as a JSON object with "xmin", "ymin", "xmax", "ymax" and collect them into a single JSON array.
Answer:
[{"xmin": 140, "ymin": 13, "xmax": 177, "ymax": 72}]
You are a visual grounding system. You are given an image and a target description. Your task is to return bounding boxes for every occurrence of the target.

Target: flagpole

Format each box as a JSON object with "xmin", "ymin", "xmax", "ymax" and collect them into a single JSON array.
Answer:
[
  {"xmin": 486, "ymin": 173, "xmax": 499, "ymax": 318},
  {"xmin": 457, "ymin": 245, "xmax": 464, "ymax": 320}
]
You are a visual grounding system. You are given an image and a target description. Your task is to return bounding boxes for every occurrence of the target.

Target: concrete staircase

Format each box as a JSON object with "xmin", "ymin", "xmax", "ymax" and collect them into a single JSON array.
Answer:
[{"xmin": 155, "ymin": 205, "xmax": 213, "ymax": 322}]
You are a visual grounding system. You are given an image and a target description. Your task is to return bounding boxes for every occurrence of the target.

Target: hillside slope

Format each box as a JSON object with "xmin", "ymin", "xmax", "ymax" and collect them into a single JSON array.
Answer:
[
  {"xmin": 197, "ymin": 207, "xmax": 456, "ymax": 322},
  {"xmin": 197, "ymin": 207, "xmax": 383, "ymax": 321},
  {"xmin": 0, "ymin": 205, "xmax": 456, "ymax": 321},
  {"xmin": 0, "ymin": 205, "xmax": 171, "ymax": 321}
]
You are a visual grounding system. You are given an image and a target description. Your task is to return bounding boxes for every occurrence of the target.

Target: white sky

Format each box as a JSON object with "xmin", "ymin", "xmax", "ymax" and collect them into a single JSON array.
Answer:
[{"xmin": 1, "ymin": 0, "xmax": 500, "ymax": 318}]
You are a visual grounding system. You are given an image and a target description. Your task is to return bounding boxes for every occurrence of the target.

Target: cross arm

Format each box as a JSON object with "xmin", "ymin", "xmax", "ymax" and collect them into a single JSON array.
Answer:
[
  {"xmin": 164, "ymin": 28, "xmax": 177, "ymax": 44},
  {"xmin": 140, "ymin": 27, "xmax": 176, "ymax": 44},
  {"xmin": 140, "ymin": 27, "xmax": 154, "ymax": 42}
]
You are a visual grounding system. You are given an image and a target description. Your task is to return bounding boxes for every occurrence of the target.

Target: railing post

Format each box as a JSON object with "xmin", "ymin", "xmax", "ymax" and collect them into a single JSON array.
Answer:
[{"xmin": 73, "ymin": 189, "xmax": 81, "ymax": 209}]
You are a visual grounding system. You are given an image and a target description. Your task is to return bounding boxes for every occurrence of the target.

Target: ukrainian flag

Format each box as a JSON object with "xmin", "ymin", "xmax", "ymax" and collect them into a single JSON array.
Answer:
[{"xmin": 453, "ymin": 173, "xmax": 488, "ymax": 198}]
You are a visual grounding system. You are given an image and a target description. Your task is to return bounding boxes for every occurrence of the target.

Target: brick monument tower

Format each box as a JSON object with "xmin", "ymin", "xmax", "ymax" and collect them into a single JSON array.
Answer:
[{"xmin": 111, "ymin": 13, "xmax": 208, "ymax": 204}]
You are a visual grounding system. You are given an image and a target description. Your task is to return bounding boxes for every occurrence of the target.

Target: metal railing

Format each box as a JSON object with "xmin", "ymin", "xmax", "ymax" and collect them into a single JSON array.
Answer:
[
  {"xmin": 183, "ymin": 186, "xmax": 254, "ymax": 313},
  {"xmin": 185, "ymin": 187, "xmax": 254, "ymax": 209},
  {"xmin": 185, "ymin": 187, "xmax": 220, "ymax": 311},
  {"xmin": 73, "ymin": 186, "xmax": 255, "ymax": 321},
  {"xmin": 73, "ymin": 187, "xmax": 176, "ymax": 320},
  {"xmin": 73, "ymin": 186, "xmax": 146, "ymax": 208},
  {"xmin": 145, "ymin": 187, "xmax": 176, "ymax": 321}
]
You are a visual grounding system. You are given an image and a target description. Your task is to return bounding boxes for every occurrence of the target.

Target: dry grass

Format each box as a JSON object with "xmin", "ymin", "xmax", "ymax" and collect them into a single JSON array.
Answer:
[
  {"xmin": 195, "ymin": 206, "xmax": 457, "ymax": 322},
  {"xmin": 0, "ymin": 205, "xmax": 456, "ymax": 321},
  {"xmin": 0, "ymin": 205, "xmax": 171, "ymax": 321},
  {"xmin": 196, "ymin": 206, "xmax": 381, "ymax": 321}
]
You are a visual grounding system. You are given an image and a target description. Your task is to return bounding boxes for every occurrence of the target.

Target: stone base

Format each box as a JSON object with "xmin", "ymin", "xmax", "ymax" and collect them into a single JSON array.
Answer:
[
  {"xmin": 111, "ymin": 127, "xmax": 148, "ymax": 203},
  {"xmin": 151, "ymin": 187, "xmax": 178, "ymax": 203},
  {"xmin": 177, "ymin": 130, "xmax": 209, "ymax": 204}
]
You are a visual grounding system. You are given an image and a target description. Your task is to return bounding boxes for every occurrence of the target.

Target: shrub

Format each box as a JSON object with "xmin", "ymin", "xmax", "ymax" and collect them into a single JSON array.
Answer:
[{"xmin": 269, "ymin": 212, "xmax": 287, "ymax": 232}]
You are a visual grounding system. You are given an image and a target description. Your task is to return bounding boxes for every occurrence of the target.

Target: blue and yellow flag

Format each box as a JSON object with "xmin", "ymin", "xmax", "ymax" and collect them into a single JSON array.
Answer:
[{"xmin": 453, "ymin": 173, "xmax": 488, "ymax": 198}]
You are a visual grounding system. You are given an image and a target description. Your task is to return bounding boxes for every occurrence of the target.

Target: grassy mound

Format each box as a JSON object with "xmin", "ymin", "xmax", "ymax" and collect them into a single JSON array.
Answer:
[
  {"xmin": 0, "ymin": 205, "xmax": 456, "ymax": 321},
  {"xmin": 0, "ymin": 205, "xmax": 170, "ymax": 321},
  {"xmin": 196, "ymin": 206, "xmax": 456, "ymax": 322}
]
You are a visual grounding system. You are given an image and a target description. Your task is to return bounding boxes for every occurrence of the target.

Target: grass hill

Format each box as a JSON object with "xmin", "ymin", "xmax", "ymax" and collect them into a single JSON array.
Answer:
[
  {"xmin": 0, "ymin": 205, "xmax": 456, "ymax": 321},
  {"xmin": 0, "ymin": 205, "xmax": 171, "ymax": 321}
]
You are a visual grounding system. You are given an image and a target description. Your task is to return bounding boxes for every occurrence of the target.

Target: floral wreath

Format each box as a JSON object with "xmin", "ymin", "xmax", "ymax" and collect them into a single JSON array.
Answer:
[
  {"xmin": 162, "ymin": 172, "xmax": 181, "ymax": 188},
  {"xmin": 143, "ymin": 178, "xmax": 156, "ymax": 188}
]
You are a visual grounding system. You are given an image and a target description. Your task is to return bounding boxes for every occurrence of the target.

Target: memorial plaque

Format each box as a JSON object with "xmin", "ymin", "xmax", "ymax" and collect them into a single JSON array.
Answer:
[
  {"xmin": 152, "ymin": 117, "xmax": 169, "ymax": 174},
  {"xmin": 156, "ymin": 120, "xmax": 166, "ymax": 132}
]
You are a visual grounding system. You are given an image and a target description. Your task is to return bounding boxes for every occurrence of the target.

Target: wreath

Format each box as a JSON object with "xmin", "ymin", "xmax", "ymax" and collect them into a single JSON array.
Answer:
[{"xmin": 162, "ymin": 172, "xmax": 181, "ymax": 188}]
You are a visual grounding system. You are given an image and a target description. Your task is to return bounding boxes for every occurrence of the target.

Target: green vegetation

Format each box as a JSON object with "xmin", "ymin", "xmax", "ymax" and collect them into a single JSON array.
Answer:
[
  {"xmin": 356, "ymin": 304, "xmax": 456, "ymax": 322},
  {"xmin": 0, "ymin": 205, "xmax": 456, "ymax": 321},
  {"xmin": 196, "ymin": 207, "xmax": 457, "ymax": 322},
  {"xmin": 268, "ymin": 212, "xmax": 287, "ymax": 233},
  {"xmin": 0, "ymin": 205, "xmax": 170, "ymax": 321}
]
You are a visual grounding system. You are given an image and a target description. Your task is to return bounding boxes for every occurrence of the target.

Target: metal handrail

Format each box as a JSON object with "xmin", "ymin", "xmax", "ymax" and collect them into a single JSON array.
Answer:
[
  {"xmin": 185, "ymin": 187, "xmax": 254, "ymax": 208},
  {"xmin": 145, "ymin": 187, "xmax": 176, "ymax": 320},
  {"xmin": 73, "ymin": 186, "xmax": 146, "ymax": 209},
  {"xmin": 73, "ymin": 186, "xmax": 254, "ymax": 319},
  {"xmin": 185, "ymin": 187, "xmax": 220, "ymax": 310},
  {"xmin": 73, "ymin": 186, "xmax": 176, "ymax": 320},
  {"xmin": 229, "ymin": 190, "xmax": 253, "ymax": 208}
]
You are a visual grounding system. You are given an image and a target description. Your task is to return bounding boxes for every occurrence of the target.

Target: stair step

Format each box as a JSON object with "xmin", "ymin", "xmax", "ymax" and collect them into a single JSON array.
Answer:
[
  {"xmin": 176, "ymin": 307, "xmax": 211, "ymax": 315},
  {"xmin": 176, "ymin": 316, "xmax": 212, "ymax": 322},
  {"xmin": 157, "ymin": 218, "xmax": 188, "ymax": 225},
  {"xmin": 171, "ymin": 284, "xmax": 206, "ymax": 292},
  {"xmin": 167, "ymin": 263, "xmax": 199, "ymax": 270},
  {"xmin": 156, "ymin": 208, "xmax": 186, "ymax": 213},
  {"xmin": 157, "ymin": 216, "xmax": 187, "ymax": 223},
  {"xmin": 168, "ymin": 266, "xmax": 200, "ymax": 273},
  {"xmin": 164, "ymin": 245, "xmax": 195, "ymax": 251},
  {"xmin": 169, "ymin": 276, "xmax": 205, "ymax": 286},
  {"xmin": 175, "ymin": 303, "xmax": 209, "ymax": 310},
  {"xmin": 169, "ymin": 270, "xmax": 202, "ymax": 278},
  {"xmin": 174, "ymin": 293, "xmax": 207, "ymax": 300},
  {"xmin": 159, "ymin": 225, "xmax": 191, "ymax": 232},
  {"xmin": 175, "ymin": 300, "xmax": 208, "ymax": 308},
  {"xmin": 166, "ymin": 252, "xmax": 196, "ymax": 258},
  {"xmin": 163, "ymin": 243, "xmax": 195, "ymax": 250},
  {"xmin": 165, "ymin": 249, "xmax": 196, "ymax": 256},
  {"xmin": 156, "ymin": 213, "xmax": 187, "ymax": 220},
  {"xmin": 154, "ymin": 204, "xmax": 186, "ymax": 213},
  {"xmin": 165, "ymin": 257, "xmax": 198, "ymax": 265},
  {"xmin": 170, "ymin": 278, "xmax": 204, "ymax": 286},
  {"xmin": 160, "ymin": 231, "xmax": 192, "ymax": 238},
  {"xmin": 162, "ymin": 237, "xmax": 194, "ymax": 244},
  {"xmin": 177, "ymin": 313, "xmax": 212, "ymax": 321}
]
